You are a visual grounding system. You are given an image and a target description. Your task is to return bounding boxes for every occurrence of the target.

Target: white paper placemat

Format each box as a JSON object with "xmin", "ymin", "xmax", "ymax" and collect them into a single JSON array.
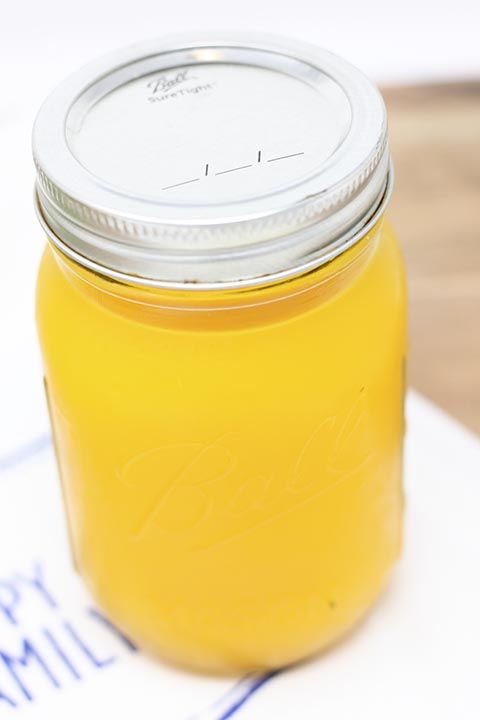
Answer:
[{"xmin": 0, "ymin": 391, "xmax": 479, "ymax": 719}]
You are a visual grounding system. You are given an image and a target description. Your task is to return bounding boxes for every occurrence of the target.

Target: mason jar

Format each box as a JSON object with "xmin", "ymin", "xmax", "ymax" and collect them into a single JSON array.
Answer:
[{"xmin": 33, "ymin": 33, "xmax": 406, "ymax": 672}]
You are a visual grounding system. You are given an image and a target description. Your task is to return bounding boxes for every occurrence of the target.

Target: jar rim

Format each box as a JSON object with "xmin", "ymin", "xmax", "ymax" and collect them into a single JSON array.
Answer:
[{"xmin": 35, "ymin": 165, "xmax": 393, "ymax": 292}]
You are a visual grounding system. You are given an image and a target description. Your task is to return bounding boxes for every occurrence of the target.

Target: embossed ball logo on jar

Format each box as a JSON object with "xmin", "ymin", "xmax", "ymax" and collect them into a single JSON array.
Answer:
[{"xmin": 119, "ymin": 389, "xmax": 378, "ymax": 550}]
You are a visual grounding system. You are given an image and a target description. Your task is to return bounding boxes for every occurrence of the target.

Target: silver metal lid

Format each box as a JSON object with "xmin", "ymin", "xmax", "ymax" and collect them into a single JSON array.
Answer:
[{"xmin": 33, "ymin": 32, "xmax": 390, "ymax": 289}]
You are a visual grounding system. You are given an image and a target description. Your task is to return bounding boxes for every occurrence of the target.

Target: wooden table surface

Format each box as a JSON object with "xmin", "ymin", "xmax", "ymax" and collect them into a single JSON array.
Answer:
[{"xmin": 383, "ymin": 82, "xmax": 480, "ymax": 434}]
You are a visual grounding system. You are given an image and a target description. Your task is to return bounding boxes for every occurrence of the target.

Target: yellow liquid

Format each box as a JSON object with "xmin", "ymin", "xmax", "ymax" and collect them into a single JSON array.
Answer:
[{"xmin": 36, "ymin": 219, "xmax": 406, "ymax": 672}]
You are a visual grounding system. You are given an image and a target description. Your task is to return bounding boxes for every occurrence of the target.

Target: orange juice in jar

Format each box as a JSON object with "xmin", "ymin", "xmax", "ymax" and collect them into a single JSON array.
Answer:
[{"xmin": 33, "ymin": 34, "xmax": 406, "ymax": 672}]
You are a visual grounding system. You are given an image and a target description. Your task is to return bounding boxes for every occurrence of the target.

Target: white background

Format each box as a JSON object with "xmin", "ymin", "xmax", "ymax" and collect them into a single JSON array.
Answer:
[{"xmin": 1, "ymin": 0, "xmax": 480, "ymax": 454}]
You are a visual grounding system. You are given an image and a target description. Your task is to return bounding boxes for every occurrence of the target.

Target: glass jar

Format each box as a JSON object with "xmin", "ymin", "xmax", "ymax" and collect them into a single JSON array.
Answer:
[{"xmin": 33, "ymin": 33, "xmax": 406, "ymax": 672}]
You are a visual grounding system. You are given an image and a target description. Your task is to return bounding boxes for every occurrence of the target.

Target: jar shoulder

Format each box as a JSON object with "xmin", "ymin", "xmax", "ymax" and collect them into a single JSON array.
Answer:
[{"xmin": 36, "ymin": 219, "xmax": 406, "ymax": 346}]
